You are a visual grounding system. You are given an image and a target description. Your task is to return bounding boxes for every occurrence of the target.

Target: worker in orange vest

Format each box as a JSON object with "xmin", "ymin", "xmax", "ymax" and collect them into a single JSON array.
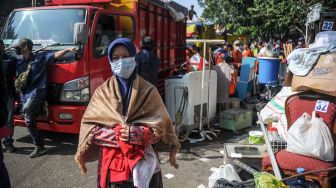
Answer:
[
  {"xmin": 243, "ymin": 41, "xmax": 254, "ymax": 57},
  {"xmin": 231, "ymin": 40, "xmax": 243, "ymax": 76}
]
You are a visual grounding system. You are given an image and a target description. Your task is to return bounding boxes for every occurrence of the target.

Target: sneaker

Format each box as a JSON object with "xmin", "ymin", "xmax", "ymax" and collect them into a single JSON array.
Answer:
[
  {"xmin": 30, "ymin": 146, "xmax": 46, "ymax": 158},
  {"xmin": 5, "ymin": 144, "xmax": 17, "ymax": 153}
]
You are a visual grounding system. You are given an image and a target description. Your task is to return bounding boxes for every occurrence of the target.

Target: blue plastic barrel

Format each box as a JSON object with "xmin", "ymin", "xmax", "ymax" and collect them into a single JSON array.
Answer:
[
  {"xmin": 258, "ymin": 57, "xmax": 280, "ymax": 85},
  {"xmin": 240, "ymin": 57, "xmax": 257, "ymax": 82}
]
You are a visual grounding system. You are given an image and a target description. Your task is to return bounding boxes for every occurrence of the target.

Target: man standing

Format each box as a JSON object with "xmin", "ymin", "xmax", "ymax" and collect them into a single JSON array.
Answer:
[
  {"xmin": 295, "ymin": 37, "xmax": 306, "ymax": 49},
  {"xmin": 135, "ymin": 36, "xmax": 160, "ymax": 86},
  {"xmin": 243, "ymin": 41, "xmax": 254, "ymax": 57},
  {"xmin": 0, "ymin": 39, "xmax": 11, "ymax": 188},
  {"xmin": 251, "ymin": 40, "xmax": 259, "ymax": 57},
  {"xmin": 213, "ymin": 52, "xmax": 234, "ymax": 113},
  {"xmin": 1, "ymin": 40, "xmax": 18, "ymax": 153},
  {"xmin": 188, "ymin": 45, "xmax": 209, "ymax": 71},
  {"xmin": 188, "ymin": 5, "xmax": 198, "ymax": 20},
  {"xmin": 231, "ymin": 40, "xmax": 243, "ymax": 75},
  {"xmin": 10, "ymin": 38, "xmax": 75, "ymax": 158}
]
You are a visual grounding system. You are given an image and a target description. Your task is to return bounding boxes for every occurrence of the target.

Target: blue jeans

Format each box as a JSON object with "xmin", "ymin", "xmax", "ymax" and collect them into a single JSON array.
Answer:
[
  {"xmin": 3, "ymin": 97, "xmax": 15, "ymax": 147},
  {"xmin": 22, "ymin": 97, "xmax": 44, "ymax": 146},
  {"xmin": 0, "ymin": 145, "xmax": 11, "ymax": 188}
]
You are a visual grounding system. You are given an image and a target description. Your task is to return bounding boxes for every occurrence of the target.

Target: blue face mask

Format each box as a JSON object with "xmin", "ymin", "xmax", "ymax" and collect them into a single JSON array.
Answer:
[{"xmin": 110, "ymin": 57, "xmax": 136, "ymax": 79}]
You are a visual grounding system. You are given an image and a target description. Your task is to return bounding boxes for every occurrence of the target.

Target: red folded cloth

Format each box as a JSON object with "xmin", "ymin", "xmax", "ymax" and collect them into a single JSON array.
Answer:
[{"xmin": 0, "ymin": 127, "xmax": 11, "ymax": 139}]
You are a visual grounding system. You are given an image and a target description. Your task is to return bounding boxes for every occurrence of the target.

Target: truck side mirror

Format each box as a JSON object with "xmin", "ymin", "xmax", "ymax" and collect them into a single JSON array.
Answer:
[{"xmin": 73, "ymin": 22, "xmax": 87, "ymax": 44}]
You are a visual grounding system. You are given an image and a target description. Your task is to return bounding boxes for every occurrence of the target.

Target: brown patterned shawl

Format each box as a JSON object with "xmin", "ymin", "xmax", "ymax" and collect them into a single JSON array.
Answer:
[{"xmin": 75, "ymin": 75, "xmax": 180, "ymax": 174}]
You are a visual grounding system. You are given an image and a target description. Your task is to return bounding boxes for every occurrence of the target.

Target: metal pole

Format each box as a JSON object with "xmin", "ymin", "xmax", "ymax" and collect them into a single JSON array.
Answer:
[
  {"xmin": 199, "ymin": 41, "xmax": 206, "ymax": 132},
  {"xmin": 305, "ymin": 23, "xmax": 309, "ymax": 45},
  {"xmin": 32, "ymin": 0, "xmax": 37, "ymax": 7},
  {"xmin": 186, "ymin": 39, "xmax": 225, "ymax": 43},
  {"xmin": 207, "ymin": 48, "xmax": 211, "ymax": 127},
  {"xmin": 257, "ymin": 112, "xmax": 282, "ymax": 180}
]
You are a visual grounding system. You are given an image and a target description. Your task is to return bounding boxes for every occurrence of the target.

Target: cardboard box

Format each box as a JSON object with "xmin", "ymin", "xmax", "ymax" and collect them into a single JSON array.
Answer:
[{"xmin": 291, "ymin": 52, "xmax": 336, "ymax": 97}]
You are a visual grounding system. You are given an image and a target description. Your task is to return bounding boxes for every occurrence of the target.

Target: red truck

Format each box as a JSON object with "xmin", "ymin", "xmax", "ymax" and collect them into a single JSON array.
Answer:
[{"xmin": 0, "ymin": 0, "xmax": 187, "ymax": 133}]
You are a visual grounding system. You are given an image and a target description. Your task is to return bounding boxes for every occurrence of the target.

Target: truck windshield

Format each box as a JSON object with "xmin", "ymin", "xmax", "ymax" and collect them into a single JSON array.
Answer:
[{"xmin": 1, "ymin": 8, "xmax": 86, "ymax": 48}]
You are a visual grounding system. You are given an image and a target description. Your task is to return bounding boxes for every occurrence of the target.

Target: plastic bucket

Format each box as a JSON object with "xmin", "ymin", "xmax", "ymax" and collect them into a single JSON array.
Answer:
[
  {"xmin": 248, "ymin": 131, "xmax": 264, "ymax": 144},
  {"xmin": 257, "ymin": 57, "xmax": 280, "ymax": 85}
]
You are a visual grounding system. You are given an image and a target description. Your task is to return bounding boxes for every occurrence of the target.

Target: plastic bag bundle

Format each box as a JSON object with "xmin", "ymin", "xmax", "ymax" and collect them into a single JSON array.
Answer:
[
  {"xmin": 213, "ymin": 178, "xmax": 255, "ymax": 188},
  {"xmin": 254, "ymin": 172, "xmax": 288, "ymax": 188},
  {"xmin": 286, "ymin": 111, "xmax": 334, "ymax": 161},
  {"xmin": 208, "ymin": 164, "xmax": 241, "ymax": 188}
]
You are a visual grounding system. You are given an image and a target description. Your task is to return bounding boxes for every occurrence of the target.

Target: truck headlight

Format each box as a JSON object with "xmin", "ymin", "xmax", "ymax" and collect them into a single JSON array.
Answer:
[{"xmin": 60, "ymin": 76, "xmax": 90, "ymax": 102}]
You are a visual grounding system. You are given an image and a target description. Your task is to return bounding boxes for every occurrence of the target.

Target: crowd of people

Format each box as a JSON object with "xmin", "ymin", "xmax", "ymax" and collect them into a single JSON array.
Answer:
[{"xmin": 184, "ymin": 37, "xmax": 307, "ymax": 112}]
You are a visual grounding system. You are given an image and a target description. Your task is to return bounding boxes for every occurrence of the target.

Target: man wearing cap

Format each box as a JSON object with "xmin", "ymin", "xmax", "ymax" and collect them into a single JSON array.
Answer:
[
  {"xmin": 295, "ymin": 37, "xmax": 306, "ymax": 49},
  {"xmin": 0, "ymin": 39, "xmax": 18, "ymax": 153},
  {"xmin": 189, "ymin": 46, "xmax": 209, "ymax": 71},
  {"xmin": 135, "ymin": 36, "xmax": 160, "ymax": 86},
  {"xmin": 287, "ymin": 39, "xmax": 295, "ymax": 48},
  {"xmin": 11, "ymin": 38, "xmax": 76, "ymax": 158}
]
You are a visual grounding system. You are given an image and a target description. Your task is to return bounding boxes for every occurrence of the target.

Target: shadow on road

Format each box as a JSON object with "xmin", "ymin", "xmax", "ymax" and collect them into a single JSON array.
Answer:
[
  {"xmin": 156, "ymin": 127, "xmax": 259, "ymax": 162},
  {"xmin": 15, "ymin": 131, "xmax": 79, "ymax": 156}
]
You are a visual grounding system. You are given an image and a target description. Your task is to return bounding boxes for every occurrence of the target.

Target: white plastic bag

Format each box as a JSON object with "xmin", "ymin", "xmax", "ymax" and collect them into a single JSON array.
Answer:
[
  {"xmin": 208, "ymin": 164, "xmax": 241, "ymax": 188},
  {"xmin": 287, "ymin": 111, "xmax": 334, "ymax": 161}
]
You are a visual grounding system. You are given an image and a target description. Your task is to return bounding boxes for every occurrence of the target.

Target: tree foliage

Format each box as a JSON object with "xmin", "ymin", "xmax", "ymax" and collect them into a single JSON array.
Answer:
[{"xmin": 198, "ymin": 0, "xmax": 336, "ymax": 39}]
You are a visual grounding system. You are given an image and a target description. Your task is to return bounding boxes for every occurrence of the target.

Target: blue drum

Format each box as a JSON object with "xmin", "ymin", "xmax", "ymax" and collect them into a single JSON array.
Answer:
[{"xmin": 258, "ymin": 57, "xmax": 280, "ymax": 85}]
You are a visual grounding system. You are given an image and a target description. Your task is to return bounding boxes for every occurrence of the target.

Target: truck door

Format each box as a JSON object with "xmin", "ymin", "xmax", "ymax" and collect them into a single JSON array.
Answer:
[{"xmin": 89, "ymin": 10, "xmax": 135, "ymax": 93}]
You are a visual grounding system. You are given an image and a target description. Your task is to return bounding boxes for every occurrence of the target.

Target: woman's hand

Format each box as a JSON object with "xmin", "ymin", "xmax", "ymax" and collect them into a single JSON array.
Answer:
[
  {"xmin": 119, "ymin": 124, "xmax": 130, "ymax": 142},
  {"xmin": 119, "ymin": 124, "xmax": 159, "ymax": 145}
]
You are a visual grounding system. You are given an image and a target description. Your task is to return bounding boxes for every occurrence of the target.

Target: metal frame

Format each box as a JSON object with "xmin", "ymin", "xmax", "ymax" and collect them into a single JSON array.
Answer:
[{"xmin": 185, "ymin": 39, "xmax": 225, "ymax": 142}]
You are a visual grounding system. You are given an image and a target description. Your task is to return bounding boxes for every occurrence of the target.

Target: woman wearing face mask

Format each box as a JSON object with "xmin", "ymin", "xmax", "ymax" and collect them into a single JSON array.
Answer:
[{"xmin": 75, "ymin": 38, "xmax": 180, "ymax": 188}]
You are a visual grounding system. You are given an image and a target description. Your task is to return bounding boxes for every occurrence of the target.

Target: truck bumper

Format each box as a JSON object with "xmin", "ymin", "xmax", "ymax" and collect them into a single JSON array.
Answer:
[{"xmin": 14, "ymin": 105, "xmax": 86, "ymax": 134}]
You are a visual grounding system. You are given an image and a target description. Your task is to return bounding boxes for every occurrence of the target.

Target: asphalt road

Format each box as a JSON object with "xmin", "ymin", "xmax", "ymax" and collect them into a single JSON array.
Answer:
[{"xmin": 3, "ymin": 126, "xmax": 260, "ymax": 188}]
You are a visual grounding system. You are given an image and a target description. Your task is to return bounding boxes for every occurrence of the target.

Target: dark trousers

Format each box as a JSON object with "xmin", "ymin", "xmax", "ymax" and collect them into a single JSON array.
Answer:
[
  {"xmin": 99, "ymin": 171, "xmax": 163, "ymax": 188},
  {"xmin": 3, "ymin": 97, "xmax": 15, "ymax": 146},
  {"xmin": 0, "ymin": 145, "xmax": 11, "ymax": 188},
  {"xmin": 22, "ymin": 97, "xmax": 44, "ymax": 146}
]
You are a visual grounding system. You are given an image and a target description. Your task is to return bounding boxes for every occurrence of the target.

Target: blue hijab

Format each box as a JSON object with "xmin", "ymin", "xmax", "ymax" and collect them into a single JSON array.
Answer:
[
  {"xmin": 108, "ymin": 38, "xmax": 137, "ymax": 115},
  {"xmin": 108, "ymin": 38, "xmax": 136, "ymax": 61}
]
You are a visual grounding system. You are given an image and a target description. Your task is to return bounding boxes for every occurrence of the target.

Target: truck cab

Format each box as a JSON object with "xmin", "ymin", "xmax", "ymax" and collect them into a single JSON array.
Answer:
[{"xmin": 1, "ymin": 0, "xmax": 187, "ymax": 133}]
